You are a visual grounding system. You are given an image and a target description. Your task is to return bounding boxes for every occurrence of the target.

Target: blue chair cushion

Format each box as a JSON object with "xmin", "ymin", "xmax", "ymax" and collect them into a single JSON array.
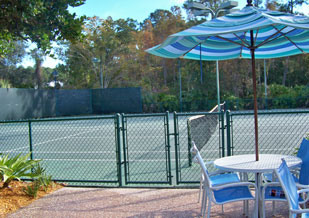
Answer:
[
  {"xmin": 264, "ymin": 186, "xmax": 303, "ymax": 201},
  {"xmin": 213, "ymin": 186, "xmax": 254, "ymax": 204},
  {"xmin": 210, "ymin": 173, "xmax": 240, "ymax": 186},
  {"xmin": 302, "ymin": 213, "xmax": 309, "ymax": 218}
]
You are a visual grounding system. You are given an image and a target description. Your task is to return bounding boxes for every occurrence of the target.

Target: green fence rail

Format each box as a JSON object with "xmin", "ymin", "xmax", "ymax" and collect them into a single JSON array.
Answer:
[{"xmin": 1, "ymin": 109, "xmax": 308, "ymax": 187}]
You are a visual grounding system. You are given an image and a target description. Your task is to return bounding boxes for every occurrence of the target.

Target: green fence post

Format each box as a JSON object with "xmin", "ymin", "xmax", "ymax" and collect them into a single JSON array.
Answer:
[
  {"xmin": 220, "ymin": 110, "xmax": 225, "ymax": 157},
  {"xmin": 28, "ymin": 120, "xmax": 33, "ymax": 160},
  {"xmin": 165, "ymin": 111, "xmax": 172, "ymax": 185},
  {"xmin": 173, "ymin": 111, "xmax": 180, "ymax": 185},
  {"xmin": 226, "ymin": 110, "xmax": 231, "ymax": 156},
  {"xmin": 115, "ymin": 114, "xmax": 122, "ymax": 187},
  {"xmin": 121, "ymin": 113, "xmax": 128, "ymax": 184}
]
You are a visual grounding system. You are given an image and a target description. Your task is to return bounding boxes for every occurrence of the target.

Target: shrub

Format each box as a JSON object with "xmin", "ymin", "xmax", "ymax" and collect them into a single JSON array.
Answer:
[
  {"xmin": 0, "ymin": 153, "xmax": 41, "ymax": 188},
  {"xmin": 33, "ymin": 163, "xmax": 53, "ymax": 191},
  {"xmin": 23, "ymin": 182, "xmax": 41, "ymax": 198},
  {"xmin": 23, "ymin": 163, "xmax": 54, "ymax": 198}
]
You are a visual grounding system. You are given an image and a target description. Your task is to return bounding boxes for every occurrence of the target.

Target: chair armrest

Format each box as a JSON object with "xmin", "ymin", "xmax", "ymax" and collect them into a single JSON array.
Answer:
[
  {"xmin": 262, "ymin": 182, "xmax": 281, "ymax": 188},
  {"xmin": 290, "ymin": 208, "xmax": 309, "ymax": 214},
  {"xmin": 297, "ymin": 188, "xmax": 309, "ymax": 204},
  {"xmin": 205, "ymin": 161, "xmax": 238, "ymax": 177},
  {"xmin": 210, "ymin": 182, "xmax": 256, "ymax": 191},
  {"xmin": 297, "ymin": 188, "xmax": 309, "ymax": 194},
  {"xmin": 296, "ymin": 184, "xmax": 309, "ymax": 189},
  {"xmin": 208, "ymin": 170, "xmax": 234, "ymax": 176},
  {"xmin": 205, "ymin": 161, "xmax": 214, "ymax": 165}
]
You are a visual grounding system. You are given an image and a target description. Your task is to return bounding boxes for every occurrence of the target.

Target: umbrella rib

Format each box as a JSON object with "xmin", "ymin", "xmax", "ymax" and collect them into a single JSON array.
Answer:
[
  {"xmin": 255, "ymin": 25, "xmax": 288, "ymax": 48},
  {"xmin": 256, "ymin": 28, "xmax": 297, "ymax": 48},
  {"xmin": 216, "ymin": 35, "xmax": 249, "ymax": 48},
  {"xmin": 254, "ymin": 29, "xmax": 259, "ymax": 45},
  {"xmin": 272, "ymin": 26, "xmax": 305, "ymax": 53},
  {"xmin": 233, "ymin": 33, "xmax": 250, "ymax": 47},
  {"xmin": 180, "ymin": 37, "xmax": 210, "ymax": 58}
]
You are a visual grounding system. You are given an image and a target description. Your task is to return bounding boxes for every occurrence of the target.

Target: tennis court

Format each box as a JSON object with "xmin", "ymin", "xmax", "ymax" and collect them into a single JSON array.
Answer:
[
  {"xmin": 0, "ymin": 117, "xmax": 120, "ymax": 185},
  {"xmin": 1, "ymin": 109, "xmax": 308, "ymax": 187}
]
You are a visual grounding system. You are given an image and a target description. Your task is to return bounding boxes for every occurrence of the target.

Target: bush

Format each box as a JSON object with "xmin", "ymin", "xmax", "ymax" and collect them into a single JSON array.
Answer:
[
  {"xmin": 23, "ymin": 163, "xmax": 53, "ymax": 198},
  {"xmin": 0, "ymin": 153, "xmax": 41, "ymax": 188}
]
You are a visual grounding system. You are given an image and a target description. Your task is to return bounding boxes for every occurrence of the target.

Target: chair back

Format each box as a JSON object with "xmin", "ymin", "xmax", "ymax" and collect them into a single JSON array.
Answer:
[
  {"xmin": 275, "ymin": 159, "xmax": 300, "ymax": 217},
  {"xmin": 190, "ymin": 143, "xmax": 211, "ymax": 186},
  {"xmin": 297, "ymin": 138, "xmax": 309, "ymax": 185}
]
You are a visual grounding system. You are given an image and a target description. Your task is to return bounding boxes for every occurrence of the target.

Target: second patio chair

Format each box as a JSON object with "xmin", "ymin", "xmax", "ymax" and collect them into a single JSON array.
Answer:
[
  {"xmin": 272, "ymin": 159, "xmax": 309, "ymax": 218},
  {"xmin": 262, "ymin": 138, "xmax": 309, "ymax": 216},
  {"xmin": 191, "ymin": 144, "xmax": 258, "ymax": 218}
]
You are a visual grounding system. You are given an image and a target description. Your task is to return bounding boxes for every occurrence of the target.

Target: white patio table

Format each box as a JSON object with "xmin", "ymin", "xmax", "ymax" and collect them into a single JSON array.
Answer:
[{"xmin": 214, "ymin": 154, "xmax": 302, "ymax": 218}]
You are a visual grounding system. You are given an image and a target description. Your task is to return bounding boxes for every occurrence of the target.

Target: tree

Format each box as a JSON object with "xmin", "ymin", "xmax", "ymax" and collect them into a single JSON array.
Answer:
[
  {"xmin": 265, "ymin": 0, "xmax": 308, "ymax": 14},
  {"xmin": 0, "ymin": 41, "xmax": 27, "ymax": 82},
  {"xmin": 31, "ymin": 49, "xmax": 45, "ymax": 89},
  {"xmin": 58, "ymin": 16, "xmax": 138, "ymax": 88},
  {"xmin": 0, "ymin": 0, "xmax": 86, "ymax": 57},
  {"xmin": 145, "ymin": 7, "xmax": 186, "ymax": 87}
]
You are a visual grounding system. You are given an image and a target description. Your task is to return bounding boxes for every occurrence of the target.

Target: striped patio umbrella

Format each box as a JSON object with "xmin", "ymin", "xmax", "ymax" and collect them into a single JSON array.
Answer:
[{"xmin": 146, "ymin": 1, "xmax": 309, "ymax": 161}]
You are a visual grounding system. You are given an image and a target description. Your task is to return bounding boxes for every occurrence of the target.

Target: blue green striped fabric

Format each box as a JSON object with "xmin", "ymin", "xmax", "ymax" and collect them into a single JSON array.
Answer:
[{"xmin": 146, "ymin": 6, "xmax": 309, "ymax": 60}]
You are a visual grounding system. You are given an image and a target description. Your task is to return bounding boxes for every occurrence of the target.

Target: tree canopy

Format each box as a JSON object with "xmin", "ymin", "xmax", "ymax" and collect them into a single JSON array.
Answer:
[
  {"xmin": 0, "ymin": 1, "xmax": 308, "ymax": 112},
  {"xmin": 0, "ymin": 0, "xmax": 86, "ymax": 57}
]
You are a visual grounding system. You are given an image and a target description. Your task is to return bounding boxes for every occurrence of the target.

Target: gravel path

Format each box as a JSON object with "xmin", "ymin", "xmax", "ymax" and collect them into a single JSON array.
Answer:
[{"xmin": 7, "ymin": 187, "xmax": 289, "ymax": 218}]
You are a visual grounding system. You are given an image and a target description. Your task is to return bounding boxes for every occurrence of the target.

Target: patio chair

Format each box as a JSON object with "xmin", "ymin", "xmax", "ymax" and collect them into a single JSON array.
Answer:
[
  {"xmin": 264, "ymin": 138, "xmax": 309, "ymax": 185},
  {"xmin": 191, "ymin": 144, "xmax": 257, "ymax": 218},
  {"xmin": 262, "ymin": 138, "xmax": 309, "ymax": 216},
  {"xmin": 191, "ymin": 141, "xmax": 240, "ymax": 204},
  {"xmin": 271, "ymin": 159, "xmax": 309, "ymax": 218}
]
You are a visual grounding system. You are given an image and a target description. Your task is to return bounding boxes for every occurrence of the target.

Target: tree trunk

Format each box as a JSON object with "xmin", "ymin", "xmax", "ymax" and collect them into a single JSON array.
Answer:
[
  {"xmin": 35, "ymin": 58, "xmax": 42, "ymax": 89},
  {"xmin": 162, "ymin": 59, "xmax": 167, "ymax": 86},
  {"xmin": 282, "ymin": 57, "xmax": 289, "ymax": 86}
]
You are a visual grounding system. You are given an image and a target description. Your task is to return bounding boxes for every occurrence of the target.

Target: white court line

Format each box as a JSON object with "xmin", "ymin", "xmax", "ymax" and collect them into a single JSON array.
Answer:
[
  {"xmin": 32, "ymin": 129, "xmax": 102, "ymax": 147},
  {"xmin": 1, "ymin": 146, "xmax": 29, "ymax": 153},
  {"xmin": 44, "ymin": 159, "xmax": 116, "ymax": 162},
  {"xmin": 1, "ymin": 129, "xmax": 102, "ymax": 153},
  {"xmin": 30, "ymin": 151, "xmax": 115, "ymax": 154}
]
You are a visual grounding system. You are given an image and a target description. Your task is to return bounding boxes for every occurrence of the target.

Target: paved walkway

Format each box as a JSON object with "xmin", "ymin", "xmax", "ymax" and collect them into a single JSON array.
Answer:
[{"xmin": 7, "ymin": 187, "xmax": 289, "ymax": 218}]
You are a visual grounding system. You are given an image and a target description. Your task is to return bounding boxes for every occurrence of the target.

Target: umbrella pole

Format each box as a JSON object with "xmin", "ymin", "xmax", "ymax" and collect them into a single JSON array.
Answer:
[{"xmin": 250, "ymin": 30, "xmax": 259, "ymax": 161}]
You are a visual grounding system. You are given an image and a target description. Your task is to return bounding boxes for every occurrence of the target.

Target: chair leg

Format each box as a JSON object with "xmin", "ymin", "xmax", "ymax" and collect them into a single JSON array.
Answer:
[
  {"xmin": 198, "ymin": 174, "xmax": 203, "ymax": 203},
  {"xmin": 262, "ymin": 200, "xmax": 265, "ymax": 218},
  {"xmin": 201, "ymin": 186, "xmax": 208, "ymax": 216},
  {"xmin": 272, "ymin": 201, "xmax": 275, "ymax": 216},
  {"xmin": 255, "ymin": 193, "xmax": 259, "ymax": 218},
  {"xmin": 201, "ymin": 189, "xmax": 210, "ymax": 217},
  {"xmin": 221, "ymin": 204, "xmax": 224, "ymax": 213},
  {"xmin": 201, "ymin": 188, "xmax": 205, "ymax": 215},
  {"xmin": 206, "ymin": 200, "xmax": 211, "ymax": 218}
]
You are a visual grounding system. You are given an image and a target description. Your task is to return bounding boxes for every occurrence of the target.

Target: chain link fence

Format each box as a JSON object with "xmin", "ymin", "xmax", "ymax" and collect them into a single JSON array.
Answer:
[
  {"xmin": 229, "ymin": 110, "xmax": 309, "ymax": 156},
  {"xmin": 0, "ymin": 116, "xmax": 121, "ymax": 187},
  {"xmin": 122, "ymin": 112, "xmax": 172, "ymax": 185},
  {"xmin": 173, "ymin": 111, "xmax": 224, "ymax": 184},
  {"xmin": 0, "ymin": 110, "xmax": 308, "ymax": 187}
]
